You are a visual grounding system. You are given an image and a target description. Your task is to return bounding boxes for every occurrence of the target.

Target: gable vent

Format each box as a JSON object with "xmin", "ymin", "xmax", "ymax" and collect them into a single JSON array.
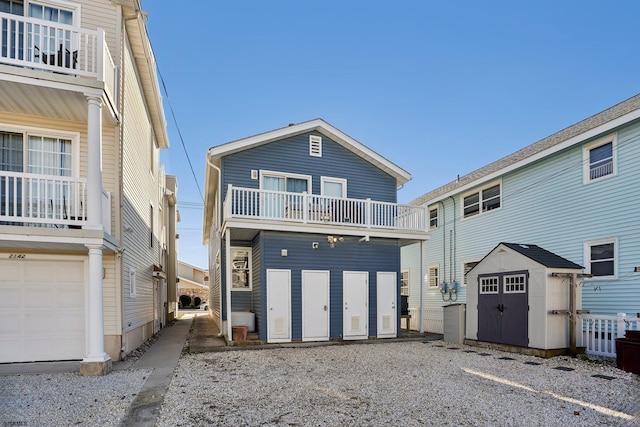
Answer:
[{"xmin": 309, "ymin": 135, "xmax": 322, "ymax": 157}]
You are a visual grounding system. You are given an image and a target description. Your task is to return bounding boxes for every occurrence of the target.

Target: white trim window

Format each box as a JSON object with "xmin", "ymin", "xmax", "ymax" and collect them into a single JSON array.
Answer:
[
  {"xmin": 584, "ymin": 237, "xmax": 617, "ymax": 279},
  {"xmin": 129, "ymin": 268, "xmax": 137, "ymax": 298},
  {"xmin": 462, "ymin": 181, "xmax": 501, "ymax": 219},
  {"xmin": 583, "ymin": 134, "xmax": 617, "ymax": 184},
  {"xmin": 462, "ymin": 260, "xmax": 480, "ymax": 286},
  {"xmin": 260, "ymin": 170, "xmax": 312, "ymax": 193},
  {"xmin": 428, "ymin": 265, "xmax": 439, "ymax": 288},
  {"xmin": 400, "ymin": 269, "xmax": 409, "ymax": 296},
  {"xmin": 231, "ymin": 247, "xmax": 252, "ymax": 291},
  {"xmin": 321, "ymin": 176, "xmax": 347, "ymax": 198},
  {"xmin": 429, "ymin": 206, "xmax": 438, "ymax": 229},
  {"xmin": 504, "ymin": 274, "xmax": 526, "ymax": 293},
  {"xmin": 309, "ymin": 135, "xmax": 322, "ymax": 157},
  {"xmin": 480, "ymin": 276, "xmax": 499, "ymax": 294}
]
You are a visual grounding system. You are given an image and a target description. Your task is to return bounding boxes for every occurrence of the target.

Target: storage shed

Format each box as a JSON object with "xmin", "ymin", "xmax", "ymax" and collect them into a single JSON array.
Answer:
[{"xmin": 466, "ymin": 243, "xmax": 583, "ymax": 355}]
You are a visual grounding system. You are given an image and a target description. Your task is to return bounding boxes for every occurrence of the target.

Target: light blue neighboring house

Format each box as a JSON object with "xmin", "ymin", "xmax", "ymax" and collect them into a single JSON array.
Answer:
[
  {"xmin": 203, "ymin": 119, "xmax": 429, "ymax": 343},
  {"xmin": 402, "ymin": 93, "xmax": 640, "ymax": 333}
]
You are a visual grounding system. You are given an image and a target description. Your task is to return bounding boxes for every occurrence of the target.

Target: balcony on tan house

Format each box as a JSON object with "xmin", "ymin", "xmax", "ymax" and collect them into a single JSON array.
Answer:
[{"xmin": 0, "ymin": 10, "xmax": 118, "ymax": 239}]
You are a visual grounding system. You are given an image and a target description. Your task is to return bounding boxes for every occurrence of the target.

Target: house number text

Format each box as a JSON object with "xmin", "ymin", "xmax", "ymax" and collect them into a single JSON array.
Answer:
[{"xmin": 9, "ymin": 254, "xmax": 26, "ymax": 259}]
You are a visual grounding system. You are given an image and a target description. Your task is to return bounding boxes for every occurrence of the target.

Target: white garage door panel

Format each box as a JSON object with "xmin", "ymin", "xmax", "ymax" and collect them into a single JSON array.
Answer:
[
  {"xmin": 0, "ymin": 259, "xmax": 85, "ymax": 363},
  {"xmin": 0, "ymin": 288, "xmax": 19, "ymax": 307}
]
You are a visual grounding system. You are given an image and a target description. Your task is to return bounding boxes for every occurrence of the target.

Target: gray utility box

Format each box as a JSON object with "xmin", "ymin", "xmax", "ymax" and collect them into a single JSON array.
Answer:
[{"xmin": 443, "ymin": 303, "xmax": 466, "ymax": 344}]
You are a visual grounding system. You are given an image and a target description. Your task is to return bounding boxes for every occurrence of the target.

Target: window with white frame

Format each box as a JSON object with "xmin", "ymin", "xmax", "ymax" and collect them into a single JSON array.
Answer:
[
  {"xmin": 429, "ymin": 206, "xmax": 438, "ymax": 229},
  {"xmin": 583, "ymin": 134, "xmax": 616, "ymax": 183},
  {"xmin": 462, "ymin": 260, "xmax": 480, "ymax": 286},
  {"xmin": 504, "ymin": 274, "xmax": 526, "ymax": 293},
  {"xmin": 480, "ymin": 276, "xmax": 499, "ymax": 294},
  {"xmin": 400, "ymin": 270, "xmax": 409, "ymax": 296},
  {"xmin": 231, "ymin": 247, "xmax": 252, "ymax": 291},
  {"xmin": 585, "ymin": 238, "xmax": 617, "ymax": 279},
  {"xmin": 309, "ymin": 135, "xmax": 322, "ymax": 157},
  {"xmin": 321, "ymin": 176, "xmax": 347, "ymax": 198},
  {"xmin": 428, "ymin": 265, "xmax": 439, "ymax": 288},
  {"xmin": 462, "ymin": 182, "xmax": 501, "ymax": 218},
  {"xmin": 129, "ymin": 268, "xmax": 137, "ymax": 298}
]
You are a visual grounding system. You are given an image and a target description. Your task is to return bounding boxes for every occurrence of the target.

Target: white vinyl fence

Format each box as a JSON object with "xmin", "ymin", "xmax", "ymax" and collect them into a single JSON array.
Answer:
[
  {"xmin": 578, "ymin": 313, "xmax": 640, "ymax": 357},
  {"xmin": 406, "ymin": 307, "xmax": 444, "ymax": 334}
]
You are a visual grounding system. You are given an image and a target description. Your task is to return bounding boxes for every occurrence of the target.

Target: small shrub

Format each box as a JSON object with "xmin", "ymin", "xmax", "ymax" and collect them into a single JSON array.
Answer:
[{"xmin": 179, "ymin": 295, "xmax": 191, "ymax": 308}]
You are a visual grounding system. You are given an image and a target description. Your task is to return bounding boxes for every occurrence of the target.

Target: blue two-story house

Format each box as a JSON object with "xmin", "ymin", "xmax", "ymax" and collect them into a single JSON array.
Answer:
[
  {"xmin": 203, "ymin": 119, "xmax": 429, "ymax": 343},
  {"xmin": 402, "ymin": 93, "xmax": 640, "ymax": 340}
]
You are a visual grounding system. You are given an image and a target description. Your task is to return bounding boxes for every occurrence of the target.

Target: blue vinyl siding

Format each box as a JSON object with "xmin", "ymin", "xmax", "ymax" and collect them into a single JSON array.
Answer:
[
  {"xmin": 220, "ymin": 132, "xmax": 397, "ymax": 204},
  {"xmin": 251, "ymin": 235, "xmax": 262, "ymax": 334},
  {"xmin": 408, "ymin": 120, "xmax": 640, "ymax": 316},
  {"xmin": 259, "ymin": 232, "xmax": 400, "ymax": 341}
]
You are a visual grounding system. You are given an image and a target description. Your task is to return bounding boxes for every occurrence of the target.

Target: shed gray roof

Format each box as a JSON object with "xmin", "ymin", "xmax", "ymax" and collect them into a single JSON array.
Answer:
[
  {"xmin": 411, "ymin": 93, "xmax": 640, "ymax": 206},
  {"xmin": 501, "ymin": 243, "xmax": 583, "ymax": 269}
]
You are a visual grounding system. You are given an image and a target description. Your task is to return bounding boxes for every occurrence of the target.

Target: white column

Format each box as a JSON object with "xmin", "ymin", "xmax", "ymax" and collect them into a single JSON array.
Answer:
[
  {"xmin": 84, "ymin": 244, "xmax": 109, "ymax": 362},
  {"xmin": 225, "ymin": 229, "xmax": 232, "ymax": 339},
  {"xmin": 86, "ymin": 95, "xmax": 103, "ymax": 231}
]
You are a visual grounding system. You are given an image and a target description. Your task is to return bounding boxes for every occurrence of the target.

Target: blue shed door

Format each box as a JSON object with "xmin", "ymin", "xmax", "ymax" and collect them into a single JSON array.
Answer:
[
  {"xmin": 343, "ymin": 271, "xmax": 368, "ymax": 340},
  {"xmin": 302, "ymin": 270, "xmax": 330, "ymax": 342},
  {"xmin": 266, "ymin": 269, "xmax": 291, "ymax": 343},
  {"xmin": 376, "ymin": 272, "xmax": 397, "ymax": 338}
]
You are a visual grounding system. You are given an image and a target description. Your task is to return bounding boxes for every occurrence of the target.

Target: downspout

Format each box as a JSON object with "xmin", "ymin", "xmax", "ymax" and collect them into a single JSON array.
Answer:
[{"xmin": 117, "ymin": 6, "xmax": 127, "ymax": 359}]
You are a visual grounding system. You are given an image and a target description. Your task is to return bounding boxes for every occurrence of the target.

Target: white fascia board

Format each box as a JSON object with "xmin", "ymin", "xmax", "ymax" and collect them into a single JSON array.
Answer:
[
  {"xmin": 177, "ymin": 277, "xmax": 209, "ymax": 289},
  {"xmin": 417, "ymin": 108, "xmax": 640, "ymax": 206},
  {"xmin": 222, "ymin": 219, "xmax": 429, "ymax": 241}
]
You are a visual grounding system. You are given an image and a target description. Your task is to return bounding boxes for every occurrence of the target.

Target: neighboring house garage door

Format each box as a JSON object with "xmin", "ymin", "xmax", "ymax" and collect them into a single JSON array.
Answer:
[{"xmin": 0, "ymin": 258, "xmax": 85, "ymax": 363}]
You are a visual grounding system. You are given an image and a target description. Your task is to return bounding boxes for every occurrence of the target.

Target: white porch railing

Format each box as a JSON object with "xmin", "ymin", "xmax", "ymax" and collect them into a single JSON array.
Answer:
[
  {"xmin": 224, "ymin": 185, "xmax": 427, "ymax": 232},
  {"xmin": 0, "ymin": 171, "xmax": 111, "ymax": 233},
  {"xmin": 578, "ymin": 313, "xmax": 640, "ymax": 357},
  {"xmin": 0, "ymin": 12, "xmax": 116, "ymax": 94}
]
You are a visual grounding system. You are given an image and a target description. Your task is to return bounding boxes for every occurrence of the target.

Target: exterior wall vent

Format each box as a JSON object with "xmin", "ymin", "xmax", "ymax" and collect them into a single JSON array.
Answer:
[{"xmin": 309, "ymin": 135, "xmax": 322, "ymax": 157}]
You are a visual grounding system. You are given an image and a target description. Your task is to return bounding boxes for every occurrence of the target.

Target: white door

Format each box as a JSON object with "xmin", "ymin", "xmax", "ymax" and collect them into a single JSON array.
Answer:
[
  {"xmin": 267, "ymin": 269, "xmax": 291, "ymax": 343},
  {"xmin": 376, "ymin": 272, "xmax": 397, "ymax": 338},
  {"xmin": 302, "ymin": 270, "xmax": 330, "ymax": 342},
  {"xmin": 343, "ymin": 271, "xmax": 368, "ymax": 340},
  {"xmin": 0, "ymin": 258, "xmax": 85, "ymax": 363}
]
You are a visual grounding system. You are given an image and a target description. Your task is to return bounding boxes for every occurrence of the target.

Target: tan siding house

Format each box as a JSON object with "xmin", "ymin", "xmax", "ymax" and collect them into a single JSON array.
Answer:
[{"xmin": 0, "ymin": 0, "xmax": 177, "ymax": 375}]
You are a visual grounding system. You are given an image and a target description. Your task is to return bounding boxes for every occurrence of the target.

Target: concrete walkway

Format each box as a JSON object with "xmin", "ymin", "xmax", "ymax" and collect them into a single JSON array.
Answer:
[{"xmin": 118, "ymin": 314, "xmax": 195, "ymax": 427}]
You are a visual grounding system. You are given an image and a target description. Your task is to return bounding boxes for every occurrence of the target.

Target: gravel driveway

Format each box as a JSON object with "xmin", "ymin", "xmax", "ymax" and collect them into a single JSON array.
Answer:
[{"xmin": 157, "ymin": 341, "xmax": 639, "ymax": 427}]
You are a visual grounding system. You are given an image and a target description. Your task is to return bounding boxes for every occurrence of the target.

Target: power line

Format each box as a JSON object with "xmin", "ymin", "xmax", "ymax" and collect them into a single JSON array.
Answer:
[{"xmin": 152, "ymin": 50, "xmax": 204, "ymax": 202}]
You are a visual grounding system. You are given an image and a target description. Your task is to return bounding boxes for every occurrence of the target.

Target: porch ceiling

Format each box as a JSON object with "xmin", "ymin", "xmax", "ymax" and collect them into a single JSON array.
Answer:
[{"xmin": 0, "ymin": 68, "xmax": 117, "ymax": 125}]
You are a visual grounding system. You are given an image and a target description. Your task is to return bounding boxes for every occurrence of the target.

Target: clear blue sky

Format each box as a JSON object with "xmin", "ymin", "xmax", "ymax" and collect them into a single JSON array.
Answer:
[{"xmin": 142, "ymin": 0, "xmax": 640, "ymax": 270}]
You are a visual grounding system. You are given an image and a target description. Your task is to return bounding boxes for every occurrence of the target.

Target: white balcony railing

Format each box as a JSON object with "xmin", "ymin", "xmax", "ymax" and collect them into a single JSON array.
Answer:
[
  {"xmin": 0, "ymin": 171, "xmax": 110, "ymax": 233},
  {"xmin": 0, "ymin": 12, "xmax": 116, "ymax": 95},
  {"xmin": 223, "ymin": 185, "xmax": 427, "ymax": 232}
]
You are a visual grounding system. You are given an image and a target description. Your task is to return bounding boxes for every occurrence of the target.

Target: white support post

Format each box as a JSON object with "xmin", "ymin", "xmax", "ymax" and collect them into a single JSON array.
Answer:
[
  {"xmin": 365, "ymin": 198, "xmax": 371, "ymax": 228},
  {"xmin": 419, "ymin": 240, "xmax": 425, "ymax": 333},
  {"xmin": 81, "ymin": 244, "xmax": 111, "ymax": 375},
  {"xmin": 225, "ymin": 228, "xmax": 233, "ymax": 340},
  {"xmin": 617, "ymin": 313, "xmax": 627, "ymax": 339},
  {"xmin": 85, "ymin": 95, "xmax": 103, "ymax": 231}
]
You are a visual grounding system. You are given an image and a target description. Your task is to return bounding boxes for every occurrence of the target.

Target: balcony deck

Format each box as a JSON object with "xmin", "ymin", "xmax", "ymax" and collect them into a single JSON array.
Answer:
[
  {"xmin": 0, "ymin": 171, "xmax": 110, "ymax": 234},
  {"xmin": 0, "ymin": 12, "xmax": 117, "ymax": 107},
  {"xmin": 223, "ymin": 185, "xmax": 427, "ymax": 239}
]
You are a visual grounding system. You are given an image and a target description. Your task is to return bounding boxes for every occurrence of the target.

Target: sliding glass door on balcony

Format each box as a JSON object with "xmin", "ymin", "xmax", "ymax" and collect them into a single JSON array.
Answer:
[
  {"xmin": 261, "ymin": 174, "xmax": 309, "ymax": 219},
  {"xmin": 0, "ymin": 131, "xmax": 80, "ymax": 226}
]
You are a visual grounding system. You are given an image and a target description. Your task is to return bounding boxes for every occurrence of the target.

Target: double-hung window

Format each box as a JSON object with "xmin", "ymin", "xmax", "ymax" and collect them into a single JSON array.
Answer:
[
  {"xmin": 585, "ymin": 238, "xmax": 617, "ymax": 279},
  {"xmin": 583, "ymin": 135, "xmax": 616, "ymax": 183},
  {"xmin": 400, "ymin": 270, "xmax": 409, "ymax": 296},
  {"xmin": 429, "ymin": 206, "xmax": 438, "ymax": 229},
  {"xmin": 231, "ymin": 247, "xmax": 252, "ymax": 291},
  {"xmin": 462, "ymin": 181, "xmax": 501, "ymax": 218}
]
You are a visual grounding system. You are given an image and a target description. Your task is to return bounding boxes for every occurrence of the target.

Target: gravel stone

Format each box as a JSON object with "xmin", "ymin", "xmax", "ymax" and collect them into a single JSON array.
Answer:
[
  {"xmin": 157, "ymin": 340, "xmax": 639, "ymax": 427},
  {"xmin": 0, "ymin": 369, "xmax": 150, "ymax": 426}
]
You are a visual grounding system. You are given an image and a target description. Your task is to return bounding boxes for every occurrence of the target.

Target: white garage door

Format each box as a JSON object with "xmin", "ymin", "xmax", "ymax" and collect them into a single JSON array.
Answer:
[{"xmin": 0, "ymin": 258, "xmax": 85, "ymax": 363}]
